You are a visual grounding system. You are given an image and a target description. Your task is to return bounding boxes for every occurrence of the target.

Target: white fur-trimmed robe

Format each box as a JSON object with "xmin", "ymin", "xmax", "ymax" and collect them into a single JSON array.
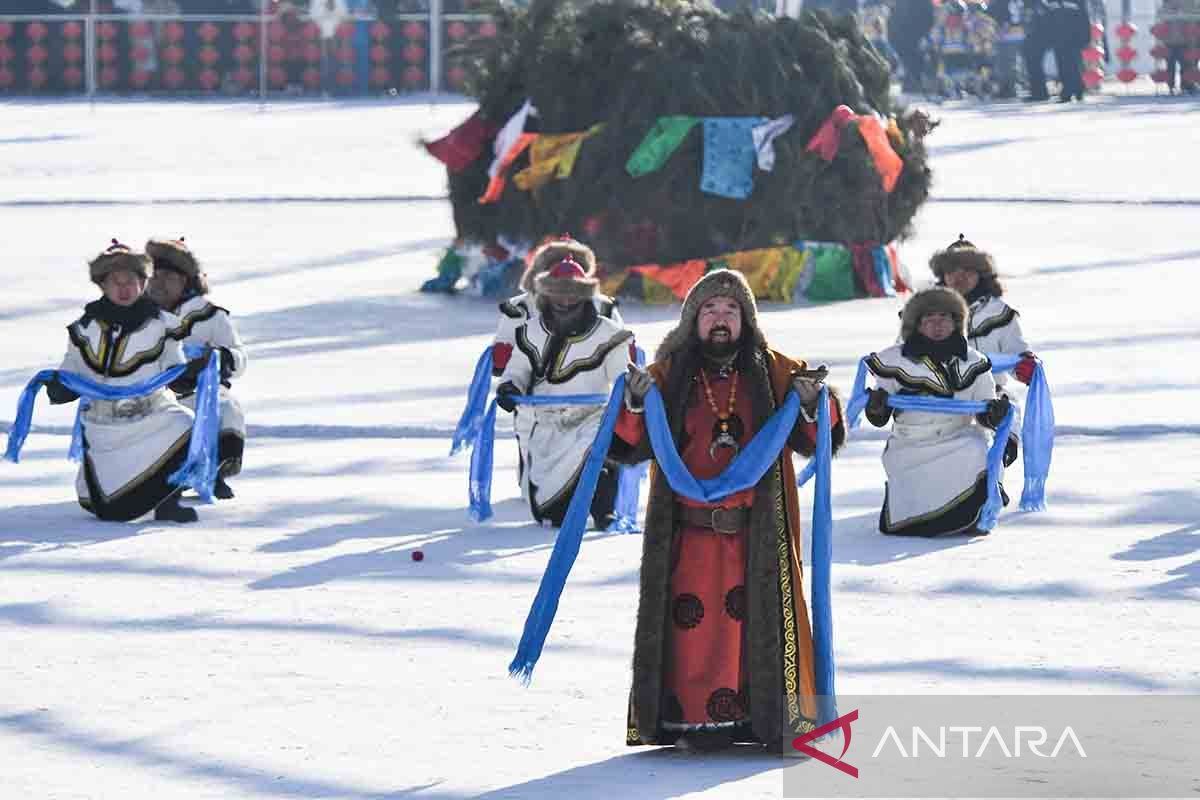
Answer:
[
  {"xmin": 867, "ymin": 344, "xmax": 999, "ymax": 534},
  {"xmin": 60, "ymin": 309, "xmax": 193, "ymax": 519},
  {"xmin": 498, "ymin": 314, "xmax": 633, "ymax": 518},
  {"xmin": 969, "ymin": 294, "xmax": 1029, "ymax": 438},
  {"xmin": 171, "ymin": 295, "xmax": 248, "ymax": 471}
]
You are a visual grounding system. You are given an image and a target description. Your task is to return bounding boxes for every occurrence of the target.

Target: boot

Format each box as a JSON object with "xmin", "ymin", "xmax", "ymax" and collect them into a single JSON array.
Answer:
[
  {"xmin": 213, "ymin": 477, "xmax": 235, "ymax": 500},
  {"xmin": 154, "ymin": 491, "xmax": 198, "ymax": 523}
]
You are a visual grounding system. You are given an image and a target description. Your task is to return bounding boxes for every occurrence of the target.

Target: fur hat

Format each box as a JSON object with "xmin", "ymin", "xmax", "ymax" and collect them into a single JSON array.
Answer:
[
  {"xmin": 146, "ymin": 237, "xmax": 209, "ymax": 295},
  {"xmin": 89, "ymin": 239, "xmax": 151, "ymax": 285},
  {"xmin": 929, "ymin": 234, "xmax": 996, "ymax": 279},
  {"xmin": 655, "ymin": 269, "xmax": 767, "ymax": 360},
  {"xmin": 521, "ymin": 237, "xmax": 598, "ymax": 294},
  {"xmin": 900, "ymin": 286, "xmax": 969, "ymax": 341},
  {"xmin": 533, "ymin": 257, "xmax": 598, "ymax": 301}
]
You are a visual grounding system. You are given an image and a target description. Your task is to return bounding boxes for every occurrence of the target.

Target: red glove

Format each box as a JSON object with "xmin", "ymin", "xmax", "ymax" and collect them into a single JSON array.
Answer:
[{"xmin": 1014, "ymin": 354, "xmax": 1037, "ymax": 385}]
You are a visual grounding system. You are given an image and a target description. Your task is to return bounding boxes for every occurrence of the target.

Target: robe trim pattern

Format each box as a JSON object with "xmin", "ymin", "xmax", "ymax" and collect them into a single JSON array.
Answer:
[
  {"xmin": 169, "ymin": 302, "xmax": 227, "ymax": 340},
  {"xmin": 969, "ymin": 305, "xmax": 1019, "ymax": 340},
  {"xmin": 866, "ymin": 352, "xmax": 992, "ymax": 397},
  {"xmin": 882, "ymin": 469, "xmax": 988, "ymax": 532},
  {"xmin": 68, "ymin": 317, "xmax": 171, "ymax": 379},
  {"xmin": 515, "ymin": 320, "xmax": 634, "ymax": 385}
]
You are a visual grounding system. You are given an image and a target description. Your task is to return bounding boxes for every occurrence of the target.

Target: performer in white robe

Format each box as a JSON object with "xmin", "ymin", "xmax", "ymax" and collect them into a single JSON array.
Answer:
[
  {"xmin": 864, "ymin": 287, "xmax": 1014, "ymax": 537},
  {"xmin": 45, "ymin": 241, "xmax": 204, "ymax": 523},
  {"xmin": 931, "ymin": 235, "xmax": 1040, "ymax": 449},
  {"xmin": 492, "ymin": 237, "xmax": 623, "ymax": 491},
  {"xmin": 495, "ymin": 254, "xmax": 635, "ymax": 529},
  {"xmin": 146, "ymin": 237, "xmax": 247, "ymax": 499}
]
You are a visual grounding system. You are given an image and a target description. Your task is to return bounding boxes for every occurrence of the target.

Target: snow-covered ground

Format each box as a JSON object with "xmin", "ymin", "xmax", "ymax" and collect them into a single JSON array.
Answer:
[{"xmin": 0, "ymin": 94, "xmax": 1198, "ymax": 799}]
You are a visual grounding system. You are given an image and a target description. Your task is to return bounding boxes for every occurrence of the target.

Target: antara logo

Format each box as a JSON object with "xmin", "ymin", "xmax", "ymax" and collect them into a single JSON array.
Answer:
[{"xmin": 791, "ymin": 710, "xmax": 1088, "ymax": 777}]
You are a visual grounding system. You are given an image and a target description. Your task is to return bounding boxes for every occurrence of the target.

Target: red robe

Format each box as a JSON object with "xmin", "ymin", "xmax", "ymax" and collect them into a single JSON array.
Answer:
[{"xmin": 615, "ymin": 365, "xmax": 828, "ymax": 732}]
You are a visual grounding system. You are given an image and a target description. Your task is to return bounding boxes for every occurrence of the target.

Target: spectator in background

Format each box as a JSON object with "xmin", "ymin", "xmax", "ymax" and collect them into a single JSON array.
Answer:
[
  {"xmin": 309, "ymin": 0, "xmax": 348, "ymax": 93},
  {"xmin": 890, "ymin": 0, "xmax": 935, "ymax": 92}
]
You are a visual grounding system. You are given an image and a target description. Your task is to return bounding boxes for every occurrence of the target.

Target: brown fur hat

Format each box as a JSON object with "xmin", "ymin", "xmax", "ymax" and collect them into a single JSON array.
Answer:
[
  {"xmin": 929, "ymin": 234, "xmax": 997, "ymax": 279},
  {"xmin": 533, "ymin": 257, "xmax": 598, "ymax": 301},
  {"xmin": 89, "ymin": 239, "xmax": 151, "ymax": 285},
  {"xmin": 146, "ymin": 237, "xmax": 209, "ymax": 295},
  {"xmin": 901, "ymin": 286, "xmax": 969, "ymax": 341},
  {"xmin": 520, "ymin": 237, "xmax": 598, "ymax": 294},
  {"xmin": 655, "ymin": 269, "xmax": 767, "ymax": 361}
]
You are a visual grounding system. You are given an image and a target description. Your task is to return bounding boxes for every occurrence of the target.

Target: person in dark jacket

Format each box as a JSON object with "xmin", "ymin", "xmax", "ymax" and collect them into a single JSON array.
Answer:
[{"xmin": 890, "ymin": 0, "xmax": 936, "ymax": 91}]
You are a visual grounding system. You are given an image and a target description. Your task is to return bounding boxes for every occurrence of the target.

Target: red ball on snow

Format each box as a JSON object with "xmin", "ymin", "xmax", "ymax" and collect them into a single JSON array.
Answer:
[{"xmin": 411, "ymin": 550, "xmax": 425, "ymax": 562}]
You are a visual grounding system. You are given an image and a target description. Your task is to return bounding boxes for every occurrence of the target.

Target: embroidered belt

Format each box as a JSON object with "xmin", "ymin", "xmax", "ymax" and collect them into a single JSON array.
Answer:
[
  {"xmin": 677, "ymin": 504, "xmax": 751, "ymax": 534},
  {"xmin": 88, "ymin": 394, "xmax": 162, "ymax": 422}
]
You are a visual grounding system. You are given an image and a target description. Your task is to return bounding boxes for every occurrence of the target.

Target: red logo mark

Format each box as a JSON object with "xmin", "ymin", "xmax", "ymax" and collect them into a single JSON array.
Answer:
[{"xmin": 791, "ymin": 709, "xmax": 859, "ymax": 778}]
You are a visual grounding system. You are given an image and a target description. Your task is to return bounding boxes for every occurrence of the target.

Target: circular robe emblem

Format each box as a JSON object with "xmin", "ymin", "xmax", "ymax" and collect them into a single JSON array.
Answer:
[
  {"xmin": 672, "ymin": 593, "xmax": 704, "ymax": 629},
  {"xmin": 724, "ymin": 585, "xmax": 746, "ymax": 621},
  {"xmin": 706, "ymin": 688, "xmax": 745, "ymax": 723}
]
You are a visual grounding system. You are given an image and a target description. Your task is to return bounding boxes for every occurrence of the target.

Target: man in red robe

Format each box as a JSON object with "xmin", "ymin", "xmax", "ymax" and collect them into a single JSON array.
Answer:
[{"xmin": 611, "ymin": 269, "xmax": 845, "ymax": 753}]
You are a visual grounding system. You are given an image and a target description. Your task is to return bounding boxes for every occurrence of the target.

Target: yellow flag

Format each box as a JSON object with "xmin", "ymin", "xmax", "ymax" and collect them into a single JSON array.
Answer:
[{"xmin": 513, "ymin": 124, "xmax": 604, "ymax": 191}]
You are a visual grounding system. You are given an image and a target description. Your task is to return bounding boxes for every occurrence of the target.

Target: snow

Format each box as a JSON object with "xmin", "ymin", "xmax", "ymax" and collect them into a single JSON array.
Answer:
[{"xmin": 1, "ymin": 94, "xmax": 1198, "ymax": 799}]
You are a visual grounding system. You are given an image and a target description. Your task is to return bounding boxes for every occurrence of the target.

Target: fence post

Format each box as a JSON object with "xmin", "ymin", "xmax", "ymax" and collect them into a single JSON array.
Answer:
[
  {"xmin": 259, "ymin": 2, "xmax": 268, "ymax": 101},
  {"xmin": 430, "ymin": 0, "xmax": 442, "ymax": 95},
  {"xmin": 86, "ymin": 0, "xmax": 97, "ymax": 97}
]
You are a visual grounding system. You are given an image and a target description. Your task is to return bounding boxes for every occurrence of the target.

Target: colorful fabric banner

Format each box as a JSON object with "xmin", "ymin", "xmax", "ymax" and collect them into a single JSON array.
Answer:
[
  {"xmin": 479, "ymin": 133, "xmax": 537, "ymax": 204},
  {"xmin": 625, "ymin": 116, "xmax": 700, "ymax": 177},
  {"xmin": 627, "ymin": 260, "xmax": 709, "ymax": 301},
  {"xmin": 488, "ymin": 98, "xmax": 537, "ymax": 180},
  {"xmin": 424, "ymin": 110, "xmax": 500, "ymax": 174},
  {"xmin": 700, "ymin": 116, "xmax": 768, "ymax": 199},
  {"xmin": 752, "ymin": 113, "xmax": 796, "ymax": 172},
  {"xmin": 512, "ymin": 124, "xmax": 603, "ymax": 191},
  {"xmin": 806, "ymin": 105, "xmax": 904, "ymax": 193}
]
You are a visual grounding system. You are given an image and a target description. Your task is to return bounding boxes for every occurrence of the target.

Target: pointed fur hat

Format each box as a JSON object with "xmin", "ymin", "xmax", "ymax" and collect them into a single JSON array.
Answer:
[
  {"xmin": 900, "ymin": 286, "xmax": 969, "ymax": 341},
  {"xmin": 520, "ymin": 236, "xmax": 598, "ymax": 294},
  {"xmin": 89, "ymin": 239, "xmax": 151, "ymax": 285}
]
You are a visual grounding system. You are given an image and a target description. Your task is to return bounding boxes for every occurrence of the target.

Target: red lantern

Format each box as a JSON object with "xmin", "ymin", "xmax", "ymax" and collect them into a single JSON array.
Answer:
[
  {"xmin": 402, "ymin": 65, "xmax": 424, "ymax": 87},
  {"xmin": 336, "ymin": 67, "xmax": 354, "ymax": 86},
  {"xmin": 163, "ymin": 45, "xmax": 185, "ymax": 65},
  {"xmin": 1117, "ymin": 67, "xmax": 1137, "ymax": 82},
  {"xmin": 0, "ymin": 23, "xmax": 12, "ymax": 40},
  {"xmin": 98, "ymin": 42, "xmax": 117, "ymax": 63},
  {"xmin": 1150, "ymin": 22, "xmax": 1168, "ymax": 39},
  {"xmin": 302, "ymin": 23, "xmax": 320, "ymax": 41},
  {"xmin": 402, "ymin": 43, "xmax": 424, "ymax": 64},
  {"xmin": 234, "ymin": 66, "xmax": 254, "ymax": 87},
  {"xmin": 130, "ymin": 68, "xmax": 152, "ymax": 88},
  {"xmin": 63, "ymin": 65, "xmax": 83, "ymax": 86},
  {"xmin": 233, "ymin": 44, "xmax": 254, "ymax": 64},
  {"xmin": 26, "ymin": 45, "xmax": 48, "ymax": 65},
  {"xmin": 403, "ymin": 22, "xmax": 426, "ymax": 41},
  {"xmin": 336, "ymin": 22, "xmax": 355, "ymax": 40},
  {"xmin": 98, "ymin": 65, "xmax": 118, "ymax": 87},
  {"xmin": 0, "ymin": 44, "xmax": 12, "ymax": 63},
  {"xmin": 199, "ymin": 68, "xmax": 220, "ymax": 90},
  {"xmin": 63, "ymin": 42, "xmax": 83, "ymax": 63},
  {"xmin": 164, "ymin": 22, "xmax": 184, "ymax": 42},
  {"xmin": 303, "ymin": 42, "xmax": 321, "ymax": 62},
  {"xmin": 447, "ymin": 65, "xmax": 466, "ymax": 87},
  {"xmin": 268, "ymin": 22, "xmax": 286, "ymax": 42},
  {"xmin": 1089, "ymin": 22, "xmax": 1104, "ymax": 41},
  {"xmin": 199, "ymin": 46, "xmax": 219, "ymax": 66},
  {"xmin": 130, "ymin": 21, "xmax": 151, "ymax": 38},
  {"xmin": 447, "ymin": 22, "xmax": 468, "ymax": 40},
  {"xmin": 1150, "ymin": 43, "xmax": 1169, "ymax": 59},
  {"xmin": 478, "ymin": 22, "xmax": 498, "ymax": 38},
  {"xmin": 28, "ymin": 66, "xmax": 47, "ymax": 88},
  {"xmin": 0, "ymin": 68, "xmax": 12, "ymax": 88},
  {"xmin": 63, "ymin": 21, "xmax": 82, "ymax": 39},
  {"xmin": 268, "ymin": 65, "xmax": 287, "ymax": 87},
  {"xmin": 27, "ymin": 22, "xmax": 48, "ymax": 41},
  {"xmin": 164, "ymin": 66, "xmax": 186, "ymax": 88},
  {"xmin": 370, "ymin": 65, "xmax": 390, "ymax": 86},
  {"xmin": 1116, "ymin": 21, "xmax": 1136, "ymax": 40},
  {"xmin": 1186, "ymin": 48, "xmax": 1200, "ymax": 61},
  {"xmin": 335, "ymin": 44, "xmax": 354, "ymax": 63},
  {"xmin": 1082, "ymin": 67, "xmax": 1104, "ymax": 88},
  {"xmin": 370, "ymin": 21, "xmax": 390, "ymax": 41},
  {"xmin": 1184, "ymin": 67, "xmax": 1200, "ymax": 83},
  {"xmin": 131, "ymin": 44, "xmax": 152, "ymax": 63},
  {"xmin": 370, "ymin": 44, "xmax": 390, "ymax": 63},
  {"xmin": 234, "ymin": 22, "xmax": 255, "ymax": 41},
  {"xmin": 1117, "ymin": 45, "xmax": 1137, "ymax": 63},
  {"xmin": 302, "ymin": 66, "xmax": 321, "ymax": 88},
  {"xmin": 199, "ymin": 22, "xmax": 220, "ymax": 43},
  {"xmin": 1151, "ymin": 68, "xmax": 1169, "ymax": 82},
  {"xmin": 1081, "ymin": 45, "xmax": 1103, "ymax": 64}
]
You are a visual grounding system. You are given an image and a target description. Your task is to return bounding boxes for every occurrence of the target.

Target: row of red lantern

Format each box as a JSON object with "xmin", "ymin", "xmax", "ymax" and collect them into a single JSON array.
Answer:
[
  {"xmin": 443, "ymin": 20, "xmax": 496, "ymax": 90},
  {"xmin": 0, "ymin": 21, "xmax": 84, "ymax": 89},
  {"xmin": 1149, "ymin": 19, "xmax": 1200, "ymax": 85},
  {"xmin": 1081, "ymin": 22, "xmax": 1105, "ymax": 88}
]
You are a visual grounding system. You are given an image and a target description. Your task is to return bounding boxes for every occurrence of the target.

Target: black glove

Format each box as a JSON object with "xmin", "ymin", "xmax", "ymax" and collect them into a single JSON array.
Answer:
[
  {"xmin": 495, "ymin": 381, "xmax": 522, "ymax": 414},
  {"xmin": 978, "ymin": 394, "xmax": 1012, "ymax": 430},
  {"xmin": 217, "ymin": 347, "xmax": 236, "ymax": 382},
  {"xmin": 865, "ymin": 388, "xmax": 892, "ymax": 428},
  {"xmin": 45, "ymin": 372, "xmax": 80, "ymax": 405},
  {"xmin": 1003, "ymin": 436, "xmax": 1019, "ymax": 467},
  {"xmin": 169, "ymin": 349, "xmax": 211, "ymax": 395}
]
